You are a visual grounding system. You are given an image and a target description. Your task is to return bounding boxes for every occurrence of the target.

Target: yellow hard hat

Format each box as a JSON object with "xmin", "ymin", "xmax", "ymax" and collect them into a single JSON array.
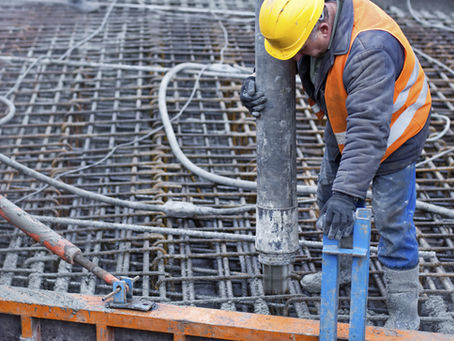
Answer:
[{"xmin": 259, "ymin": 0, "xmax": 325, "ymax": 60}]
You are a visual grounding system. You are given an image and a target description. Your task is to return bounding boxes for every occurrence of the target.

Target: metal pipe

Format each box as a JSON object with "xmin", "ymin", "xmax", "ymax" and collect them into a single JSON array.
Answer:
[
  {"xmin": 0, "ymin": 195, "xmax": 119, "ymax": 285},
  {"xmin": 0, "ymin": 195, "xmax": 81, "ymax": 264},
  {"xmin": 74, "ymin": 254, "xmax": 119, "ymax": 286},
  {"xmin": 254, "ymin": 0, "xmax": 298, "ymax": 295}
]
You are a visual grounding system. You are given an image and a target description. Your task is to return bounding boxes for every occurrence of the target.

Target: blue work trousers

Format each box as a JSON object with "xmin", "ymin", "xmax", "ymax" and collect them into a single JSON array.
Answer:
[{"xmin": 317, "ymin": 154, "xmax": 419, "ymax": 270}]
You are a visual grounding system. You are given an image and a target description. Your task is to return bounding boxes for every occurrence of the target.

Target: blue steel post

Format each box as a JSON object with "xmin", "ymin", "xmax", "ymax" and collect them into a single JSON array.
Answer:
[
  {"xmin": 319, "ymin": 208, "xmax": 372, "ymax": 341},
  {"xmin": 320, "ymin": 236, "xmax": 340, "ymax": 341},
  {"xmin": 349, "ymin": 208, "xmax": 372, "ymax": 341},
  {"xmin": 254, "ymin": 0, "xmax": 298, "ymax": 295}
]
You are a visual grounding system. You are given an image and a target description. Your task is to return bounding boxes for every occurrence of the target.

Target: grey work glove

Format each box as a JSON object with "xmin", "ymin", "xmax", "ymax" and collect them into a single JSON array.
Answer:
[
  {"xmin": 240, "ymin": 76, "xmax": 267, "ymax": 117},
  {"xmin": 318, "ymin": 192, "xmax": 358, "ymax": 240}
]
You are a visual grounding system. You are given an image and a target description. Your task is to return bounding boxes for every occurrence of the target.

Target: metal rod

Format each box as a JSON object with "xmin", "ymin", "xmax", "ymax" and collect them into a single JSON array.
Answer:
[{"xmin": 0, "ymin": 196, "xmax": 120, "ymax": 285}]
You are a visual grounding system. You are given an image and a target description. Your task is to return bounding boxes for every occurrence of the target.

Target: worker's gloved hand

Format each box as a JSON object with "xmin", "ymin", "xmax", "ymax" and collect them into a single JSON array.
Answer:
[
  {"xmin": 240, "ymin": 76, "xmax": 267, "ymax": 117},
  {"xmin": 318, "ymin": 192, "xmax": 358, "ymax": 240}
]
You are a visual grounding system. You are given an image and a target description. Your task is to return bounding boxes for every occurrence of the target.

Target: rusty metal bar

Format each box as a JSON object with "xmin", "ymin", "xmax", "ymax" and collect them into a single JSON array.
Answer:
[{"xmin": 0, "ymin": 195, "xmax": 119, "ymax": 285}]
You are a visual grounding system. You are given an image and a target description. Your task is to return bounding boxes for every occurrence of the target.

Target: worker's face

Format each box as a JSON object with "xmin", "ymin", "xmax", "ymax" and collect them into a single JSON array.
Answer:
[{"xmin": 292, "ymin": 23, "xmax": 331, "ymax": 62}]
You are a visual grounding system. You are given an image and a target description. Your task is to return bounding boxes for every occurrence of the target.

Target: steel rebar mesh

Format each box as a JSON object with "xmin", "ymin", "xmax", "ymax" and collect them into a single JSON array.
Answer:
[{"xmin": 0, "ymin": 0, "xmax": 453, "ymax": 333}]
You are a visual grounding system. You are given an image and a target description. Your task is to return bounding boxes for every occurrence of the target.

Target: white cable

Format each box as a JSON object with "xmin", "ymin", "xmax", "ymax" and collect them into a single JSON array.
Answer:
[
  {"xmin": 0, "ymin": 96, "xmax": 16, "ymax": 126},
  {"xmin": 416, "ymin": 147, "xmax": 454, "ymax": 168},
  {"xmin": 0, "ymin": 152, "xmax": 255, "ymax": 216},
  {"xmin": 0, "ymin": 1, "xmax": 118, "ymax": 126},
  {"xmin": 2, "ymin": 0, "xmax": 453, "ymax": 220},
  {"xmin": 407, "ymin": 0, "xmax": 454, "ymax": 33},
  {"xmin": 58, "ymin": 0, "xmax": 118, "ymax": 61},
  {"xmin": 426, "ymin": 113, "xmax": 451, "ymax": 142},
  {"xmin": 0, "ymin": 56, "xmax": 45, "ymax": 125},
  {"xmin": 211, "ymin": 10, "xmax": 229, "ymax": 64},
  {"xmin": 158, "ymin": 62, "xmax": 256, "ymax": 191},
  {"xmin": 12, "ymin": 0, "xmax": 255, "ymax": 20},
  {"xmin": 413, "ymin": 46, "xmax": 454, "ymax": 77},
  {"xmin": 96, "ymin": 1, "xmax": 255, "ymax": 19},
  {"xmin": 3, "ymin": 56, "xmax": 46, "ymax": 98},
  {"xmin": 32, "ymin": 215, "xmax": 437, "ymax": 258}
]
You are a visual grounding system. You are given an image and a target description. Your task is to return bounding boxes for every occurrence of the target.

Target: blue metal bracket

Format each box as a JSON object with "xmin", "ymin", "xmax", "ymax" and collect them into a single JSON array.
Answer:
[
  {"xmin": 319, "ymin": 208, "xmax": 372, "ymax": 341},
  {"xmin": 113, "ymin": 277, "xmax": 134, "ymax": 304},
  {"xmin": 105, "ymin": 276, "xmax": 156, "ymax": 312}
]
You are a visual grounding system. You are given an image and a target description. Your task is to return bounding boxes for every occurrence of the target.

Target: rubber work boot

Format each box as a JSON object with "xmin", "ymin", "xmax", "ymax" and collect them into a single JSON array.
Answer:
[
  {"xmin": 383, "ymin": 266, "xmax": 420, "ymax": 330},
  {"xmin": 300, "ymin": 254, "xmax": 352, "ymax": 293},
  {"xmin": 68, "ymin": 0, "xmax": 100, "ymax": 12},
  {"xmin": 301, "ymin": 236, "xmax": 353, "ymax": 293}
]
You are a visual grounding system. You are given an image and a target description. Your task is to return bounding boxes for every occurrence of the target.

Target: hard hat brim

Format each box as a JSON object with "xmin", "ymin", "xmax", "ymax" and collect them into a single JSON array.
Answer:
[{"xmin": 261, "ymin": 0, "xmax": 324, "ymax": 60}]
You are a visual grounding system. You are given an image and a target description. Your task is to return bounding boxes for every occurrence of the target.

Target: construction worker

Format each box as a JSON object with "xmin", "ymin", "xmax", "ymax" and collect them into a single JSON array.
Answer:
[{"xmin": 240, "ymin": 0, "xmax": 431, "ymax": 331}]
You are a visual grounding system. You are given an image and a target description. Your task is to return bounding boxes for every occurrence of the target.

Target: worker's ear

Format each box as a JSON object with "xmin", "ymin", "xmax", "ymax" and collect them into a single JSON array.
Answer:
[{"xmin": 319, "ymin": 22, "xmax": 331, "ymax": 39}]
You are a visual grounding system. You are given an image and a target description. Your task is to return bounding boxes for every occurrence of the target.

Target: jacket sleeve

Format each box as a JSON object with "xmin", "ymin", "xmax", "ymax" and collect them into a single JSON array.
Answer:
[{"xmin": 331, "ymin": 30, "xmax": 404, "ymax": 199}]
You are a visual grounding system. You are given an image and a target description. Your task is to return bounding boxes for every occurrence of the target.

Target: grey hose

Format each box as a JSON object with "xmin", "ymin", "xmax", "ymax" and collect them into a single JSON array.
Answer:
[
  {"xmin": 407, "ymin": 0, "xmax": 454, "ymax": 33},
  {"xmin": 0, "ymin": 153, "xmax": 254, "ymax": 217},
  {"xmin": 0, "ymin": 96, "xmax": 16, "ymax": 125},
  {"xmin": 1, "ymin": 6, "xmax": 453, "ymax": 220},
  {"xmin": 3, "ymin": 148, "xmax": 453, "ymax": 218},
  {"xmin": 158, "ymin": 62, "xmax": 256, "ymax": 190},
  {"xmin": 0, "ymin": 0, "xmax": 117, "ymax": 127},
  {"xmin": 158, "ymin": 62, "xmax": 316, "ymax": 195},
  {"xmin": 32, "ymin": 215, "xmax": 436, "ymax": 259},
  {"xmin": 157, "ymin": 62, "xmax": 454, "ymax": 219},
  {"xmin": 1, "ymin": 61, "xmax": 453, "ymax": 217},
  {"xmin": 426, "ymin": 113, "xmax": 451, "ymax": 142},
  {"xmin": 413, "ymin": 46, "xmax": 454, "ymax": 77}
]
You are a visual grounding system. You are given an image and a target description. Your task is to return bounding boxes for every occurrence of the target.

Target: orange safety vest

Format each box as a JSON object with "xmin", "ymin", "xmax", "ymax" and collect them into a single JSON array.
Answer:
[{"xmin": 324, "ymin": 0, "xmax": 431, "ymax": 162}]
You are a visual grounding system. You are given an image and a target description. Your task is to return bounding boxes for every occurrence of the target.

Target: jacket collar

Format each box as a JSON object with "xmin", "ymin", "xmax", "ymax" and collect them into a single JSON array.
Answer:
[
  {"xmin": 330, "ymin": 0, "xmax": 354, "ymax": 56},
  {"xmin": 297, "ymin": 0, "xmax": 355, "ymax": 100}
]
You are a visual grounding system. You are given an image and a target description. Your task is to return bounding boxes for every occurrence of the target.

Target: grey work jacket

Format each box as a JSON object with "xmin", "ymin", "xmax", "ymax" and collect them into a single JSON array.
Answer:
[{"xmin": 297, "ymin": 0, "xmax": 430, "ymax": 199}]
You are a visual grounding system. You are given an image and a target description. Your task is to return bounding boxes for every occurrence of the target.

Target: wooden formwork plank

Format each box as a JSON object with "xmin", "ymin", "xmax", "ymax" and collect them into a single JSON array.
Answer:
[
  {"xmin": 96, "ymin": 324, "xmax": 114, "ymax": 341},
  {"xmin": 20, "ymin": 315, "xmax": 40, "ymax": 340},
  {"xmin": 0, "ymin": 285, "xmax": 452, "ymax": 341}
]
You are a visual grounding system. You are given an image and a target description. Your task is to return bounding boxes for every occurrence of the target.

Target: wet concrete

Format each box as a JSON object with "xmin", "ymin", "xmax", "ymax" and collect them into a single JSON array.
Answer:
[
  {"xmin": 422, "ymin": 295, "xmax": 454, "ymax": 334},
  {"xmin": 0, "ymin": 284, "xmax": 88, "ymax": 311}
]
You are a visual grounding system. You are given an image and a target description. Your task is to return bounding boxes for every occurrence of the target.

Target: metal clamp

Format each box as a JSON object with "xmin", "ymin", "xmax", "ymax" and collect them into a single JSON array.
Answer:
[
  {"xmin": 103, "ymin": 276, "xmax": 156, "ymax": 312},
  {"xmin": 320, "ymin": 208, "xmax": 372, "ymax": 341}
]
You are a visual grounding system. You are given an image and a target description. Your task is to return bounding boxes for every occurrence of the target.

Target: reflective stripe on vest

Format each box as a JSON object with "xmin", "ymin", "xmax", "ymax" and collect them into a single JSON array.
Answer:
[
  {"xmin": 388, "ymin": 73, "xmax": 429, "ymax": 147},
  {"xmin": 308, "ymin": 97, "xmax": 325, "ymax": 119},
  {"xmin": 325, "ymin": 0, "xmax": 431, "ymax": 162}
]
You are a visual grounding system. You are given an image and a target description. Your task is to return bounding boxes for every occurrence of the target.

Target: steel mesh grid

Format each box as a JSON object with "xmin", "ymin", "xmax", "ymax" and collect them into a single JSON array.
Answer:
[{"xmin": 0, "ymin": 1, "xmax": 452, "ymax": 332}]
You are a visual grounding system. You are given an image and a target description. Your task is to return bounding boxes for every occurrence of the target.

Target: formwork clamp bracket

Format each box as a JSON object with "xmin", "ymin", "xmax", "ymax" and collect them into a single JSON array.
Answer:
[{"xmin": 105, "ymin": 276, "xmax": 156, "ymax": 312}]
